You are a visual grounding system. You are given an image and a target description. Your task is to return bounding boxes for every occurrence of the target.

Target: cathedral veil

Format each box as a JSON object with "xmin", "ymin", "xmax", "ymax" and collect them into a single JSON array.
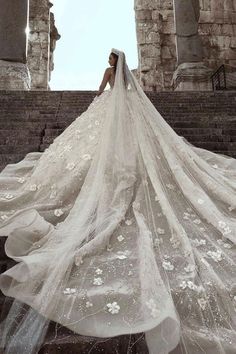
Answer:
[{"xmin": 0, "ymin": 48, "xmax": 236, "ymax": 354}]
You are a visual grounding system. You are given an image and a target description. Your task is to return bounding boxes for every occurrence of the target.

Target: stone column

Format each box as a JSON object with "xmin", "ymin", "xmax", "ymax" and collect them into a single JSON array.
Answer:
[
  {"xmin": 28, "ymin": 0, "xmax": 60, "ymax": 90},
  {"xmin": 172, "ymin": 0, "xmax": 212, "ymax": 91},
  {"xmin": 0, "ymin": 0, "xmax": 31, "ymax": 90}
]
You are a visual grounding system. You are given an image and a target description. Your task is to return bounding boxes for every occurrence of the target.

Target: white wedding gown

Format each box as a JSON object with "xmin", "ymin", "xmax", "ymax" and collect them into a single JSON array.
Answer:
[{"xmin": 0, "ymin": 49, "xmax": 236, "ymax": 354}]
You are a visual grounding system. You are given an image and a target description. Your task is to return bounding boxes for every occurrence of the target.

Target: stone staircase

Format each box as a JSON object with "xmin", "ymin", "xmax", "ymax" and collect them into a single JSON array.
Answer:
[
  {"xmin": 0, "ymin": 90, "xmax": 236, "ymax": 353},
  {"xmin": 0, "ymin": 90, "xmax": 236, "ymax": 172}
]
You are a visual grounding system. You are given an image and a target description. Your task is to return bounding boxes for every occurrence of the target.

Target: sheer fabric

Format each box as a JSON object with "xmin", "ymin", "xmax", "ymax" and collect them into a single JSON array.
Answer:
[{"xmin": 0, "ymin": 49, "xmax": 236, "ymax": 354}]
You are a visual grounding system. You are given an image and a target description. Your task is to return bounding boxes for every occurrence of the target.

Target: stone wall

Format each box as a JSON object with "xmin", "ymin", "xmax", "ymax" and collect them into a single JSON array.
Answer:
[
  {"xmin": 0, "ymin": 0, "xmax": 30, "ymax": 90},
  {"xmin": 28, "ymin": 0, "xmax": 60, "ymax": 90},
  {"xmin": 135, "ymin": 0, "xmax": 236, "ymax": 91},
  {"xmin": 199, "ymin": 0, "xmax": 236, "ymax": 70},
  {"xmin": 135, "ymin": 0, "xmax": 176, "ymax": 91}
]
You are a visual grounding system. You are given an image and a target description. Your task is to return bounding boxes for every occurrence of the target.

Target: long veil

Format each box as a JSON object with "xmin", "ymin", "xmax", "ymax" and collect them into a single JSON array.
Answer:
[{"xmin": 0, "ymin": 48, "xmax": 236, "ymax": 354}]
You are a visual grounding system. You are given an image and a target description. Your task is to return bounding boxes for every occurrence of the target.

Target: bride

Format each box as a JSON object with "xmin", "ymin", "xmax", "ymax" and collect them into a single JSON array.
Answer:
[{"xmin": 0, "ymin": 48, "xmax": 236, "ymax": 354}]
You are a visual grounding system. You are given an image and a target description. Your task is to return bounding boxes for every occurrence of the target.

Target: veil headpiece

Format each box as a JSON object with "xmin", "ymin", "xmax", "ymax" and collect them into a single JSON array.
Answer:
[{"xmin": 110, "ymin": 48, "xmax": 129, "ymax": 89}]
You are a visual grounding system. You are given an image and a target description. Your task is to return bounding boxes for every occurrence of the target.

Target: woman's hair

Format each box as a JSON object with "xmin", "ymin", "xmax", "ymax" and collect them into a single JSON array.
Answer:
[{"xmin": 111, "ymin": 52, "xmax": 119, "ymax": 73}]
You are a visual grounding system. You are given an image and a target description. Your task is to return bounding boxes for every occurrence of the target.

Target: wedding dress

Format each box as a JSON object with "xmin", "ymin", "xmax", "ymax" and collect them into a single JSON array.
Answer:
[{"xmin": 0, "ymin": 48, "xmax": 236, "ymax": 354}]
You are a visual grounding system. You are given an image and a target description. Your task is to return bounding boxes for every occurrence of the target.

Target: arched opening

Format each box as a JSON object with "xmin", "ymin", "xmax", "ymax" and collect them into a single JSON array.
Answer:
[{"xmin": 50, "ymin": 0, "xmax": 138, "ymax": 90}]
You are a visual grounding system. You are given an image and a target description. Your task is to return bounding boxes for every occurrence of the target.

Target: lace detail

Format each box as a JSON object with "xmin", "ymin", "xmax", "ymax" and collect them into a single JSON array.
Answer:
[{"xmin": 0, "ymin": 49, "xmax": 236, "ymax": 354}]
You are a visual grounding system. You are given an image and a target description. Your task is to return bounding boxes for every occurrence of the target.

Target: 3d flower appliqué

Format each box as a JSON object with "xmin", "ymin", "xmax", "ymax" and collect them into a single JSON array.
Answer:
[
  {"xmin": 117, "ymin": 235, "xmax": 124, "ymax": 242},
  {"xmin": 217, "ymin": 239, "xmax": 233, "ymax": 249},
  {"xmin": 146, "ymin": 298, "xmax": 159, "ymax": 318},
  {"xmin": 63, "ymin": 288, "xmax": 77, "ymax": 295},
  {"xmin": 218, "ymin": 221, "xmax": 232, "ymax": 236},
  {"xmin": 4, "ymin": 193, "xmax": 14, "ymax": 200},
  {"xmin": 63, "ymin": 144, "xmax": 72, "ymax": 152},
  {"xmin": 95, "ymin": 268, "xmax": 103, "ymax": 275},
  {"xmin": 50, "ymin": 190, "xmax": 57, "ymax": 199},
  {"xmin": 191, "ymin": 238, "xmax": 206, "ymax": 247},
  {"xmin": 106, "ymin": 244, "xmax": 113, "ymax": 252},
  {"xmin": 66, "ymin": 162, "xmax": 76, "ymax": 171},
  {"xmin": 93, "ymin": 277, "xmax": 104, "ymax": 286},
  {"xmin": 82, "ymin": 154, "xmax": 92, "ymax": 161},
  {"xmin": 166, "ymin": 184, "xmax": 175, "ymax": 190},
  {"xmin": 116, "ymin": 250, "xmax": 130, "ymax": 260},
  {"xmin": 197, "ymin": 199, "xmax": 204, "ymax": 205},
  {"xmin": 54, "ymin": 209, "xmax": 64, "ymax": 217},
  {"xmin": 85, "ymin": 301, "xmax": 93, "ymax": 308},
  {"xmin": 193, "ymin": 219, "xmax": 201, "ymax": 225},
  {"xmin": 170, "ymin": 236, "xmax": 180, "ymax": 249},
  {"xmin": 125, "ymin": 219, "xmax": 133, "ymax": 226},
  {"xmin": 207, "ymin": 249, "xmax": 222, "ymax": 262},
  {"xmin": 17, "ymin": 177, "xmax": 26, "ymax": 183},
  {"xmin": 162, "ymin": 261, "xmax": 174, "ymax": 271},
  {"xmin": 1, "ymin": 214, "xmax": 8, "ymax": 220},
  {"xmin": 29, "ymin": 184, "xmax": 37, "ymax": 191},
  {"xmin": 154, "ymin": 237, "xmax": 163, "ymax": 247},
  {"xmin": 106, "ymin": 301, "xmax": 120, "ymax": 314}
]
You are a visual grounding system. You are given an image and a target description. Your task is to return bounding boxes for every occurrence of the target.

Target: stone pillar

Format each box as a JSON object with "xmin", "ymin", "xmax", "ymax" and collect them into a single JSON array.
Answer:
[
  {"xmin": 172, "ymin": 0, "xmax": 212, "ymax": 91},
  {"xmin": 0, "ymin": 0, "xmax": 31, "ymax": 90},
  {"xmin": 28, "ymin": 0, "xmax": 60, "ymax": 90},
  {"xmin": 49, "ymin": 11, "xmax": 61, "ymax": 85}
]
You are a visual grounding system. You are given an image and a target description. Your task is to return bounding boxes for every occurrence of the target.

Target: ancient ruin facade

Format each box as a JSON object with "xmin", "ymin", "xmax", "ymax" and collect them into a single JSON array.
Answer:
[
  {"xmin": 0, "ymin": 0, "xmax": 30, "ymax": 90},
  {"xmin": 28, "ymin": 0, "xmax": 60, "ymax": 90},
  {"xmin": 0, "ymin": 0, "xmax": 60, "ymax": 91},
  {"xmin": 135, "ymin": 0, "xmax": 236, "ymax": 91}
]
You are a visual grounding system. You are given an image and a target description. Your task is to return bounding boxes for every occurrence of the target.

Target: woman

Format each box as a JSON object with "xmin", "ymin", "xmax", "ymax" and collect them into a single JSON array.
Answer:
[{"xmin": 0, "ymin": 49, "xmax": 236, "ymax": 354}]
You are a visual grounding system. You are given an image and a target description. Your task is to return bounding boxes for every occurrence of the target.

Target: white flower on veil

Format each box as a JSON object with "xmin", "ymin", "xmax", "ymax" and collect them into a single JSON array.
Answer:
[
  {"xmin": 93, "ymin": 277, "xmax": 104, "ymax": 286},
  {"xmin": 117, "ymin": 235, "xmax": 124, "ymax": 242},
  {"xmin": 162, "ymin": 261, "xmax": 174, "ymax": 271},
  {"xmin": 1, "ymin": 214, "xmax": 8, "ymax": 220},
  {"xmin": 54, "ymin": 209, "xmax": 64, "ymax": 217},
  {"xmin": 3, "ymin": 193, "xmax": 14, "ymax": 200},
  {"xmin": 106, "ymin": 301, "xmax": 120, "ymax": 314},
  {"xmin": 66, "ymin": 162, "xmax": 76, "ymax": 170},
  {"xmin": 146, "ymin": 298, "xmax": 160, "ymax": 318},
  {"xmin": 207, "ymin": 250, "xmax": 222, "ymax": 262}
]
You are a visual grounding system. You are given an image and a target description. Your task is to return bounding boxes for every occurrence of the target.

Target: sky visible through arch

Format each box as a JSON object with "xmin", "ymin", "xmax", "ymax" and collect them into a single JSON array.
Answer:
[{"xmin": 50, "ymin": 0, "xmax": 138, "ymax": 91}]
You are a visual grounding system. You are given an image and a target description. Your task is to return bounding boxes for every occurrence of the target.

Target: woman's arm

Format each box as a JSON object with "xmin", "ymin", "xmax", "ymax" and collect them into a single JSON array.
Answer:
[{"xmin": 96, "ymin": 68, "xmax": 111, "ymax": 96}]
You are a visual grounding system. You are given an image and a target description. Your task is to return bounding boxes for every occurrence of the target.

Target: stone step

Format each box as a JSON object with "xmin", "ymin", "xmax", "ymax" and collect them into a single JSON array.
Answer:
[
  {"xmin": 0, "ymin": 145, "xmax": 40, "ymax": 154},
  {"xmin": 214, "ymin": 151, "xmax": 236, "ymax": 158},
  {"xmin": 0, "ymin": 129, "xmax": 42, "ymax": 137},
  {"xmin": 0, "ymin": 122, "xmax": 46, "ymax": 129},
  {"xmin": 171, "ymin": 121, "xmax": 236, "ymax": 128},
  {"xmin": 0, "ymin": 136, "xmax": 42, "ymax": 145},
  {"xmin": 181, "ymin": 135, "xmax": 233, "ymax": 142},
  {"xmin": 0, "ymin": 153, "xmax": 29, "ymax": 164}
]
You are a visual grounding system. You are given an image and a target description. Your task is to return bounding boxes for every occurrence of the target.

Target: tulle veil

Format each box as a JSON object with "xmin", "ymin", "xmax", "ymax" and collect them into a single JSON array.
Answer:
[{"xmin": 0, "ymin": 48, "xmax": 236, "ymax": 354}]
